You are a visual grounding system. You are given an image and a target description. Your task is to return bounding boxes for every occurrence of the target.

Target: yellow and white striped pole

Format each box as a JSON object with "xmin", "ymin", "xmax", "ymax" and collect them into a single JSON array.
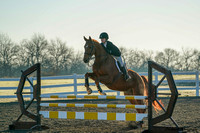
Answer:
[
  {"xmin": 40, "ymin": 95, "xmax": 147, "ymax": 100},
  {"xmin": 40, "ymin": 103, "xmax": 147, "ymax": 109},
  {"xmin": 39, "ymin": 111, "xmax": 147, "ymax": 121}
]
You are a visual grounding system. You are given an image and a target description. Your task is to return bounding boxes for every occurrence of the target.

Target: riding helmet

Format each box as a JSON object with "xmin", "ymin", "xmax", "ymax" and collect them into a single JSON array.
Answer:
[{"xmin": 99, "ymin": 32, "xmax": 109, "ymax": 40}]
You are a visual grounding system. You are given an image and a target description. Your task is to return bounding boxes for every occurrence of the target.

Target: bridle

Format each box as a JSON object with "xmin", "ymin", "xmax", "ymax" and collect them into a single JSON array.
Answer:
[
  {"xmin": 84, "ymin": 45, "xmax": 94, "ymax": 56},
  {"xmin": 84, "ymin": 43, "xmax": 95, "ymax": 62},
  {"xmin": 84, "ymin": 41, "xmax": 108, "ymax": 67}
]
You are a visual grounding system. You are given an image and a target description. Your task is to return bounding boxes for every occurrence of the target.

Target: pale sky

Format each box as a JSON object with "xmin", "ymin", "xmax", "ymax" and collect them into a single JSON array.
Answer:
[{"xmin": 0, "ymin": 0, "xmax": 200, "ymax": 51}]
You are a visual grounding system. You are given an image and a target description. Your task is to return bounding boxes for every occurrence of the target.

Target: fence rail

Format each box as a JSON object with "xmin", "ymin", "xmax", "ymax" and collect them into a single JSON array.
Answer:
[{"xmin": 0, "ymin": 71, "xmax": 199, "ymax": 99}]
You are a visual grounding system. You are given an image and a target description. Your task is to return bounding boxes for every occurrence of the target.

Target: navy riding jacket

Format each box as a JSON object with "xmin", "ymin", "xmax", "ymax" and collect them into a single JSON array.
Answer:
[{"xmin": 100, "ymin": 41, "xmax": 121, "ymax": 57}]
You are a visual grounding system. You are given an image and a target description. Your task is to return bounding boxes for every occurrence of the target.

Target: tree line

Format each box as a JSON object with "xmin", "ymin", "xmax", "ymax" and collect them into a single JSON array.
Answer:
[{"xmin": 0, "ymin": 33, "xmax": 199, "ymax": 78}]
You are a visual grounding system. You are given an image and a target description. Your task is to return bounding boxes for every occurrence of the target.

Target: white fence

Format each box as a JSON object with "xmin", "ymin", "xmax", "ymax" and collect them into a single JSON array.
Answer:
[{"xmin": 0, "ymin": 71, "xmax": 199, "ymax": 99}]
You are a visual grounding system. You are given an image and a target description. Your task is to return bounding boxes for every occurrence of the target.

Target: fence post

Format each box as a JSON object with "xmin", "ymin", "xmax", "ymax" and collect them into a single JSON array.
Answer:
[
  {"xmin": 154, "ymin": 71, "xmax": 159, "ymax": 97},
  {"xmin": 73, "ymin": 73, "xmax": 77, "ymax": 95},
  {"xmin": 154, "ymin": 71, "xmax": 159, "ymax": 84},
  {"xmin": 30, "ymin": 77, "xmax": 33, "ymax": 99},
  {"xmin": 196, "ymin": 71, "xmax": 199, "ymax": 96}
]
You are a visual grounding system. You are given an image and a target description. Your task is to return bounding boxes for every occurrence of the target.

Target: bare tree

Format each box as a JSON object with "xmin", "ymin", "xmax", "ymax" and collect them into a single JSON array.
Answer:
[
  {"xmin": 127, "ymin": 49, "xmax": 144, "ymax": 70},
  {"xmin": 1, "ymin": 32, "xmax": 199, "ymax": 77},
  {"xmin": 48, "ymin": 38, "xmax": 74, "ymax": 74},
  {"xmin": 20, "ymin": 33, "xmax": 48, "ymax": 66},
  {"xmin": 155, "ymin": 48, "xmax": 180, "ymax": 70},
  {"xmin": 119, "ymin": 47, "xmax": 129, "ymax": 62},
  {"xmin": 70, "ymin": 51, "xmax": 88, "ymax": 74},
  {"xmin": 140, "ymin": 50, "xmax": 154, "ymax": 71},
  {"xmin": 190, "ymin": 50, "xmax": 200, "ymax": 71},
  {"xmin": 16, "ymin": 44, "xmax": 29, "ymax": 67},
  {"xmin": 181, "ymin": 48, "xmax": 198, "ymax": 71},
  {"xmin": 0, "ymin": 33, "xmax": 19, "ymax": 77}
]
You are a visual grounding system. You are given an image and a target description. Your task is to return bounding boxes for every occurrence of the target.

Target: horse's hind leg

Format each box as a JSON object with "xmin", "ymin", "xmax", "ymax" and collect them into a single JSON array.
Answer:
[
  {"xmin": 133, "ymin": 100, "xmax": 146, "ymax": 113},
  {"xmin": 124, "ymin": 89, "xmax": 146, "ymax": 113},
  {"xmin": 124, "ymin": 89, "xmax": 145, "ymax": 129}
]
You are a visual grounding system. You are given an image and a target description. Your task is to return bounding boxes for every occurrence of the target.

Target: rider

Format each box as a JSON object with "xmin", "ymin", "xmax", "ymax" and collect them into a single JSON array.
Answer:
[{"xmin": 99, "ymin": 32, "xmax": 129, "ymax": 80}]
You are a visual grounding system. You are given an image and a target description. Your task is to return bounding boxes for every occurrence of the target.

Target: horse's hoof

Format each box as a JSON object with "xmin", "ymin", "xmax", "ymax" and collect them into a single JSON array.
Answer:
[
  {"xmin": 98, "ymin": 91, "xmax": 106, "ymax": 95},
  {"xmin": 87, "ymin": 88, "xmax": 92, "ymax": 95}
]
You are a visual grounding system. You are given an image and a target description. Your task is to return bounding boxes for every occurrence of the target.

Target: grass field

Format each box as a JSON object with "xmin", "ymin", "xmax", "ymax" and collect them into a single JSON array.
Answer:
[{"xmin": 0, "ymin": 74, "xmax": 199, "ymax": 103}]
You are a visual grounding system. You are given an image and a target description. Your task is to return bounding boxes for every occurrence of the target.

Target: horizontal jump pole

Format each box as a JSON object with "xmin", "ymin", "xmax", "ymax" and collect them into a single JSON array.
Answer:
[
  {"xmin": 40, "ymin": 95, "xmax": 147, "ymax": 100},
  {"xmin": 39, "ymin": 111, "xmax": 147, "ymax": 121},
  {"xmin": 40, "ymin": 103, "xmax": 147, "ymax": 109}
]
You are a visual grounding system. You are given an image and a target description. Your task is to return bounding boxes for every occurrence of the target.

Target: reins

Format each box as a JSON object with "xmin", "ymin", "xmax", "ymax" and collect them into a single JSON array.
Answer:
[
  {"xmin": 85, "ymin": 41, "xmax": 108, "ymax": 67},
  {"xmin": 84, "ymin": 44, "xmax": 94, "ymax": 57}
]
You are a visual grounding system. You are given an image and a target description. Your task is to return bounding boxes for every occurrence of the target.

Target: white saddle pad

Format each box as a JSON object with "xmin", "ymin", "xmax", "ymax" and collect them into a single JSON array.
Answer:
[{"xmin": 115, "ymin": 59, "xmax": 121, "ymax": 72}]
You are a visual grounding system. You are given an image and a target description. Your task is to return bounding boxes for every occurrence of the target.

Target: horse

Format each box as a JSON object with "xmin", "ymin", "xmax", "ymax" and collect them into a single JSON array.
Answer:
[{"xmin": 83, "ymin": 36, "xmax": 159, "ymax": 113}]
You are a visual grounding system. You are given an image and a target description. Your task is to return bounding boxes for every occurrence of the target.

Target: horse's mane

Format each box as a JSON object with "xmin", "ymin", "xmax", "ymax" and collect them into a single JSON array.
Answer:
[{"xmin": 92, "ymin": 39, "xmax": 100, "ymax": 44}]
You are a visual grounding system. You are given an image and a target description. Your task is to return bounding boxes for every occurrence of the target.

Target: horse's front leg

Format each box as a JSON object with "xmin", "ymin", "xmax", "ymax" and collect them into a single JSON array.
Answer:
[
  {"xmin": 95, "ymin": 77, "xmax": 106, "ymax": 95},
  {"xmin": 95, "ymin": 75, "xmax": 113, "ymax": 95},
  {"xmin": 85, "ymin": 72, "xmax": 96, "ymax": 95}
]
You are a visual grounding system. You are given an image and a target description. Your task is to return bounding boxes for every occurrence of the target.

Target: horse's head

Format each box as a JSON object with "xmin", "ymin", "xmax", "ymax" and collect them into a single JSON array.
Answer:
[{"xmin": 83, "ymin": 36, "xmax": 95, "ymax": 63}]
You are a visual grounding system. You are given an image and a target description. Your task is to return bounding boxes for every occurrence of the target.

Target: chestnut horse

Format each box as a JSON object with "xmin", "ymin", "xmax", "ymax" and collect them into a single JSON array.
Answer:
[{"xmin": 83, "ymin": 36, "xmax": 158, "ymax": 113}]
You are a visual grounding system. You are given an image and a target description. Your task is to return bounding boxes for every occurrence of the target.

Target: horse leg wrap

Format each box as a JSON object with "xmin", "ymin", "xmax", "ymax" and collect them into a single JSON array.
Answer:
[
  {"xmin": 85, "ymin": 77, "xmax": 89, "ymax": 87},
  {"xmin": 97, "ymin": 84, "xmax": 102, "ymax": 92}
]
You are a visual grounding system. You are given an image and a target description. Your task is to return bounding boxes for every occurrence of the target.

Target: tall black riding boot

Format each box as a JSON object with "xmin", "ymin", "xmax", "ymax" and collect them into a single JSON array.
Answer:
[{"xmin": 121, "ymin": 66, "xmax": 129, "ymax": 80}]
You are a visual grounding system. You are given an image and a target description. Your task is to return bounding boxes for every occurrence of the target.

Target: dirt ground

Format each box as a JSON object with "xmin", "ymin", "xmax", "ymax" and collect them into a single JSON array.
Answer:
[{"xmin": 0, "ymin": 97, "xmax": 199, "ymax": 133}]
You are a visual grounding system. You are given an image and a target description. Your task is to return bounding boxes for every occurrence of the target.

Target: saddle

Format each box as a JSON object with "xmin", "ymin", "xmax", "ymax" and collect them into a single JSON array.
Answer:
[{"xmin": 115, "ymin": 60, "xmax": 130, "ymax": 80}]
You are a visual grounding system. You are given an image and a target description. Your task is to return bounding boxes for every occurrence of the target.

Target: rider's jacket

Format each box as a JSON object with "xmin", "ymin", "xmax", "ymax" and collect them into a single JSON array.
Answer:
[{"xmin": 100, "ymin": 41, "xmax": 121, "ymax": 57}]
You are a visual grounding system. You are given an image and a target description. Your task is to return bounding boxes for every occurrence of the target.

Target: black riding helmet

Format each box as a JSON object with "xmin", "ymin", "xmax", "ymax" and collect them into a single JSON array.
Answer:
[{"xmin": 99, "ymin": 32, "xmax": 109, "ymax": 40}]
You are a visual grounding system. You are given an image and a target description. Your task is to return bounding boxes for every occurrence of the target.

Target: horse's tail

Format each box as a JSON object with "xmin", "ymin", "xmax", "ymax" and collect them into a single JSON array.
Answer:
[{"xmin": 141, "ymin": 76, "xmax": 163, "ymax": 112}]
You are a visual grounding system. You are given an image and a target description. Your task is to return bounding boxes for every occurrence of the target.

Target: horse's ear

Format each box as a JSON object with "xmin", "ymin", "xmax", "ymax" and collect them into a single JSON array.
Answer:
[
  {"xmin": 83, "ymin": 36, "xmax": 88, "ymax": 41},
  {"xmin": 89, "ymin": 36, "xmax": 92, "ymax": 41}
]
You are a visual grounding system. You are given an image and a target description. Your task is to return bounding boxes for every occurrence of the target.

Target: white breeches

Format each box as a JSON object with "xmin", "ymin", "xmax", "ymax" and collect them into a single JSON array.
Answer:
[{"xmin": 112, "ymin": 56, "xmax": 124, "ymax": 67}]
